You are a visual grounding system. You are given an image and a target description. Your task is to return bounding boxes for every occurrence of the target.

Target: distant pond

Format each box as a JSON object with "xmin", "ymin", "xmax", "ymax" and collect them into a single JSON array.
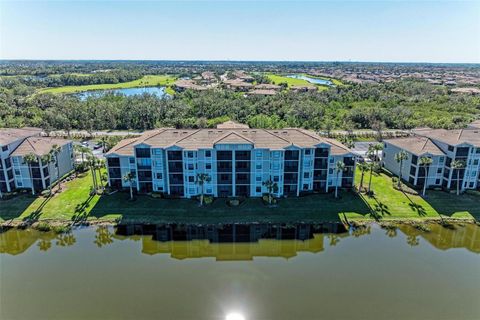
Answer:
[
  {"xmin": 1, "ymin": 222, "xmax": 479, "ymax": 319},
  {"xmin": 288, "ymin": 74, "xmax": 333, "ymax": 86},
  {"xmin": 76, "ymin": 86, "xmax": 168, "ymax": 100}
]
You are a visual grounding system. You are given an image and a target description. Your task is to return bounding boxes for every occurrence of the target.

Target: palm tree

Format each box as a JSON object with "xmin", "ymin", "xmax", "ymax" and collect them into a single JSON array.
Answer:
[
  {"xmin": 123, "ymin": 171, "xmax": 136, "ymax": 200},
  {"xmin": 41, "ymin": 152, "xmax": 53, "ymax": 195},
  {"xmin": 419, "ymin": 156, "xmax": 433, "ymax": 196},
  {"xmin": 373, "ymin": 143, "xmax": 384, "ymax": 164},
  {"xmin": 23, "ymin": 153, "xmax": 38, "ymax": 195},
  {"xmin": 334, "ymin": 160, "xmax": 345, "ymax": 198},
  {"xmin": 50, "ymin": 144, "xmax": 62, "ymax": 190},
  {"xmin": 366, "ymin": 148, "xmax": 376, "ymax": 195},
  {"xmin": 262, "ymin": 178, "xmax": 278, "ymax": 205},
  {"xmin": 95, "ymin": 158, "xmax": 106, "ymax": 191},
  {"xmin": 451, "ymin": 160, "xmax": 466, "ymax": 196},
  {"xmin": 357, "ymin": 161, "xmax": 369, "ymax": 192},
  {"xmin": 74, "ymin": 144, "xmax": 91, "ymax": 163},
  {"xmin": 195, "ymin": 173, "xmax": 211, "ymax": 206},
  {"xmin": 394, "ymin": 151, "xmax": 409, "ymax": 188},
  {"xmin": 86, "ymin": 155, "xmax": 98, "ymax": 192}
]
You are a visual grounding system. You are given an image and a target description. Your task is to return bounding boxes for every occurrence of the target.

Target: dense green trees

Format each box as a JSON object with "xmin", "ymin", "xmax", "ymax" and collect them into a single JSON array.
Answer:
[{"xmin": 1, "ymin": 72, "xmax": 479, "ymax": 132}]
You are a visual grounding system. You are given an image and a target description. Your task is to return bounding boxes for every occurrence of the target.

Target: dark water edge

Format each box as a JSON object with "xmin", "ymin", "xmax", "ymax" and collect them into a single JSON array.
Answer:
[{"xmin": 1, "ymin": 222, "xmax": 479, "ymax": 320}]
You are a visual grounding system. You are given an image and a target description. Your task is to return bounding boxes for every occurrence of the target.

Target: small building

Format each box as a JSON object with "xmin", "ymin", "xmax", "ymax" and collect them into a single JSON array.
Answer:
[
  {"xmin": 247, "ymin": 89, "xmax": 277, "ymax": 96},
  {"xmin": 383, "ymin": 128, "xmax": 480, "ymax": 191},
  {"xmin": 290, "ymin": 85, "xmax": 317, "ymax": 93},
  {"xmin": 224, "ymin": 79, "xmax": 253, "ymax": 92},
  {"xmin": 0, "ymin": 128, "xmax": 74, "ymax": 194},
  {"xmin": 173, "ymin": 79, "xmax": 208, "ymax": 92}
]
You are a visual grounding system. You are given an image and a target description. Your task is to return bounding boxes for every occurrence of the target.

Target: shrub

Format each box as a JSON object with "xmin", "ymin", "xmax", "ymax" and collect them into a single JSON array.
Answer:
[
  {"xmin": 36, "ymin": 222, "xmax": 51, "ymax": 232},
  {"xmin": 151, "ymin": 192, "xmax": 163, "ymax": 198},
  {"xmin": 204, "ymin": 196, "xmax": 213, "ymax": 205},
  {"xmin": 52, "ymin": 225, "xmax": 71, "ymax": 234}
]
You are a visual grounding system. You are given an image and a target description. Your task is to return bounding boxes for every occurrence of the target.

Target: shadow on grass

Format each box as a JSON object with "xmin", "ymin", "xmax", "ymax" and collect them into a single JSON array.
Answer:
[
  {"xmin": 422, "ymin": 190, "xmax": 480, "ymax": 221},
  {"xmin": 0, "ymin": 194, "xmax": 37, "ymax": 222},
  {"xmin": 89, "ymin": 190, "xmax": 372, "ymax": 225}
]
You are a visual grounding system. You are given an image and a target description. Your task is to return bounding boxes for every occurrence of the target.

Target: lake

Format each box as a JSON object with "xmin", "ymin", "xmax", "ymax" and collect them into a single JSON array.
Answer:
[
  {"xmin": 288, "ymin": 74, "xmax": 333, "ymax": 86},
  {"xmin": 1, "ymin": 222, "xmax": 479, "ymax": 320},
  {"xmin": 76, "ymin": 86, "xmax": 168, "ymax": 100}
]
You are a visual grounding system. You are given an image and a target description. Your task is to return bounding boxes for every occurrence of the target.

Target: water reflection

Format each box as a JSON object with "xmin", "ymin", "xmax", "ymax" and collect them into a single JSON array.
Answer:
[{"xmin": 1, "ymin": 222, "xmax": 479, "ymax": 257}]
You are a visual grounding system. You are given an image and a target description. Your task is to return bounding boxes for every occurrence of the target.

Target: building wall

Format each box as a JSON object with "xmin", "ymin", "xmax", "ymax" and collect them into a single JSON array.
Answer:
[{"xmin": 106, "ymin": 144, "xmax": 356, "ymax": 198}]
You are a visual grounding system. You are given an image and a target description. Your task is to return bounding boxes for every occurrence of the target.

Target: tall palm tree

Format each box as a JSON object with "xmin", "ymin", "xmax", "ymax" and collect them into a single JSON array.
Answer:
[
  {"xmin": 41, "ymin": 153, "xmax": 53, "ymax": 195},
  {"xmin": 373, "ymin": 143, "xmax": 384, "ymax": 164},
  {"xmin": 195, "ymin": 173, "xmax": 211, "ymax": 206},
  {"xmin": 451, "ymin": 160, "xmax": 466, "ymax": 196},
  {"xmin": 394, "ymin": 151, "xmax": 409, "ymax": 188},
  {"xmin": 86, "ymin": 155, "xmax": 98, "ymax": 192},
  {"xmin": 123, "ymin": 171, "xmax": 136, "ymax": 200},
  {"xmin": 50, "ymin": 144, "xmax": 62, "ymax": 190},
  {"xmin": 334, "ymin": 160, "xmax": 346, "ymax": 198},
  {"xmin": 95, "ymin": 158, "xmax": 106, "ymax": 191},
  {"xmin": 23, "ymin": 153, "xmax": 38, "ymax": 195},
  {"xmin": 357, "ymin": 161, "xmax": 369, "ymax": 192},
  {"xmin": 419, "ymin": 156, "xmax": 433, "ymax": 196},
  {"xmin": 262, "ymin": 178, "xmax": 278, "ymax": 205},
  {"xmin": 366, "ymin": 148, "xmax": 376, "ymax": 195}
]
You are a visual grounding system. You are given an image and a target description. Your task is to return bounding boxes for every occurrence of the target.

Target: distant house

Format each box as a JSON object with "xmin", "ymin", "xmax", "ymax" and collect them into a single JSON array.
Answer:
[
  {"xmin": 216, "ymin": 121, "xmax": 249, "ymax": 129},
  {"xmin": 224, "ymin": 79, "xmax": 253, "ymax": 92},
  {"xmin": 0, "ymin": 128, "xmax": 74, "ymax": 194},
  {"xmin": 254, "ymin": 83, "xmax": 282, "ymax": 91},
  {"xmin": 233, "ymin": 70, "xmax": 254, "ymax": 82},
  {"xmin": 383, "ymin": 128, "xmax": 480, "ymax": 191},
  {"xmin": 247, "ymin": 89, "xmax": 277, "ymax": 96},
  {"xmin": 290, "ymin": 85, "xmax": 317, "ymax": 93},
  {"xmin": 173, "ymin": 79, "xmax": 208, "ymax": 92},
  {"xmin": 451, "ymin": 87, "xmax": 480, "ymax": 95}
]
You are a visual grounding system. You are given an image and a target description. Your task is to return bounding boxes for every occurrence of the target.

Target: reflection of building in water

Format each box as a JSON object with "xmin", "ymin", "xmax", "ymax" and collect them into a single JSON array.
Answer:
[
  {"xmin": 0, "ymin": 228, "xmax": 56, "ymax": 255},
  {"xmin": 115, "ymin": 223, "xmax": 348, "ymax": 260},
  {"xmin": 398, "ymin": 224, "xmax": 480, "ymax": 253}
]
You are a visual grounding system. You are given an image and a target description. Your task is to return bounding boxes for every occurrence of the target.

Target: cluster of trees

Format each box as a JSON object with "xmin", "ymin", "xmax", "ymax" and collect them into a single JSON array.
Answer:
[{"xmin": 1, "ymin": 78, "xmax": 478, "ymax": 132}]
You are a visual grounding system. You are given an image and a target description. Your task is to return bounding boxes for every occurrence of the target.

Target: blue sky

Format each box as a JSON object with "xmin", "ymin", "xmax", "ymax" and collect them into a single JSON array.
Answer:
[{"xmin": 0, "ymin": 0, "xmax": 479, "ymax": 63}]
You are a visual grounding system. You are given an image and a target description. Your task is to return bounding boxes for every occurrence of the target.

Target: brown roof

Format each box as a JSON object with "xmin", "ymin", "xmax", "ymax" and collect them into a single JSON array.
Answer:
[
  {"xmin": 413, "ymin": 128, "xmax": 480, "ymax": 148},
  {"xmin": 450, "ymin": 87, "xmax": 480, "ymax": 95},
  {"xmin": 216, "ymin": 121, "xmax": 250, "ymax": 129},
  {"xmin": 384, "ymin": 137, "xmax": 445, "ymax": 156},
  {"xmin": 174, "ymin": 79, "xmax": 208, "ymax": 91},
  {"xmin": 254, "ymin": 83, "xmax": 281, "ymax": 90},
  {"xmin": 0, "ymin": 127, "xmax": 42, "ymax": 146},
  {"xmin": 248, "ymin": 89, "xmax": 277, "ymax": 96},
  {"xmin": 10, "ymin": 137, "xmax": 70, "ymax": 157},
  {"xmin": 224, "ymin": 79, "xmax": 253, "ymax": 87},
  {"xmin": 107, "ymin": 128, "xmax": 352, "ymax": 156}
]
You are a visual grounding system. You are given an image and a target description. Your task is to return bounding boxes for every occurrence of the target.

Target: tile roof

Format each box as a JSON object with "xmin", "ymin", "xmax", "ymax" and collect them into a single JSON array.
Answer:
[
  {"xmin": 0, "ymin": 127, "xmax": 42, "ymax": 146},
  {"xmin": 384, "ymin": 137, "xmax": 445, "ymax": 156},
  {"xmin": 10, "ymin": 137, "xmax": 70, "ymax": 157},
  {"xmin": 413, "ymin": 128, "xmax": 480, "ymax": 147},
  {"xmin": 107, "ymin": 128, "xmax": 353, "ymax": 156}
]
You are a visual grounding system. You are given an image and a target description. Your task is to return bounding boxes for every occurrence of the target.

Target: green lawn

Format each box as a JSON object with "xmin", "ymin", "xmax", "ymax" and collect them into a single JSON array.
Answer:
[
  {"xmin": 1, "ymin": 168, "xmax": 478, "ymax": 225},
  {"xmin": 37, "ymin": 75, "xmax": 177, "ymax": 94}
]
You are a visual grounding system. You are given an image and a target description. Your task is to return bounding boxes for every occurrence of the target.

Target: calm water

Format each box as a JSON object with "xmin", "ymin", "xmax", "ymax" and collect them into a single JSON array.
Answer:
[
  {"xmin": 287, "ymin": 74, "xmax": 333, "ymax": 86},
  {"xmin": 76, "ymin": 86, "xmax": 167, "ymax": 100},
  {"xmin": 1, "ymin": 223, "xmax": 479, "ymax": 320}
]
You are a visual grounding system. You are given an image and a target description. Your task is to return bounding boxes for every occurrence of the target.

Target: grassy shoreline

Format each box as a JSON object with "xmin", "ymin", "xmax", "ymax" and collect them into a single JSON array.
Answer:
[
  {"xmin": 1, "ymin": 168, "xmax": 478, "ymax": 229},
  {"xmin": 37, "ymin": 75, "xmax": 177, "ymax": 95}
]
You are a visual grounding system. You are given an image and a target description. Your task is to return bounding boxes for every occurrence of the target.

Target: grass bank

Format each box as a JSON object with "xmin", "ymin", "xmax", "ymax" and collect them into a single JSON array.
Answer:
[
  {"xmin": 1, "ymin": 168, "xmax": 478, "ymax": 227},
  {"xmin": 37, "ymin": 75, "xmax": 177, "ymax": 95}
]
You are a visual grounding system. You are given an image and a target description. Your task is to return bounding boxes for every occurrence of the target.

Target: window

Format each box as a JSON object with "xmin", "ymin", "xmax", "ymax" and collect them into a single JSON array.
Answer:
[
  {"xmin": 156, "ymin": 172, "xmax": 162, "ymax": 179},
  {"xmin": 153, "ymin": 149, "xmax": 162, "ymax": 155},
  {"xmin": 303, "ymin": 184, "xmax": 309, "ymax": 190},
  {"xmin": 273, "ymin": 176, "xmax": 280, "ymax": 182},
  {"xmin": 206, "ymin": 188, "xmax": 212, "ymax": 194},
  {"xmin": 129, "ymin": 157, "xmax": 135, "ymax": 164},
  {"xmin": 17, "ymin": 180, "xmax": 22, "ymax": 187},
  {"xmin": 448, "ymin": 145, "xmax": 454, "ymax": 152},
  {"xmin": 439, "ymin": 157, "xmax": 445, "ymax": 163},
  {"xmin": 256, "ymin": 151, "xmax": 262, "ymax": 157},
  {"xmin": 304, "ymin": 172, "xmax": 309, "ymax": 179},
  {"xmin": 205, "ymin": 150, "xmax": 211, "ymax": 157},
  {"xmin": 12, "ymin": 157, "xmax": 19, "ymax": 165},
  {"xmin": 437, "ymin": 168, "xmax": 442, "ymax": 174},
  {"xmin": 255, "ymin": 186, "xmax": 261, "ymax": 193},
  {"xmin": 305, "ymin": 149, "xmax": 311, "ymax": 155},
  {"xmin": 256, "ymin": 176, "xmax": 262, "ymax": 182},
  {"xmin": 188, "ymin": 176, "xmax": 195, "ymax": 183},
  {"xmin": 2, "ymin": 146, "xmax": 8, "ymax": 152},
  {"xmin": 329, "ymin": 158, "xmax": 334, "ymax": 163},
  {"xmin": 435, "ymin": 179, "xmax": 440, "ymax": 185},
  {"xmin": 206, "ymin": 163, "xmax": 211, "ymax": 170},
  {"xmin": 329, "ymin": 169, "xmax": 333, "ymax": 174},
  {"xmin": 188, "ymin": 163, "xmax": 194, "ymax": 170},
  {"xmin": 256, "ymin": 164, "xmax": 262, "ymax": 170},
  {"xmin": 156, "ymin": 185, "xmax": 163, "ymax": 191},
  {"xmin": 14, "ymin": 169, "xmax": 20, "ymax": 176},
  {"xmin": 474, "ymin": 160, "xmax": 479, "ymax": 166},
  {"xmin": 187, "ymin": 151, "xmax": 194, "ymax": 158}
]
